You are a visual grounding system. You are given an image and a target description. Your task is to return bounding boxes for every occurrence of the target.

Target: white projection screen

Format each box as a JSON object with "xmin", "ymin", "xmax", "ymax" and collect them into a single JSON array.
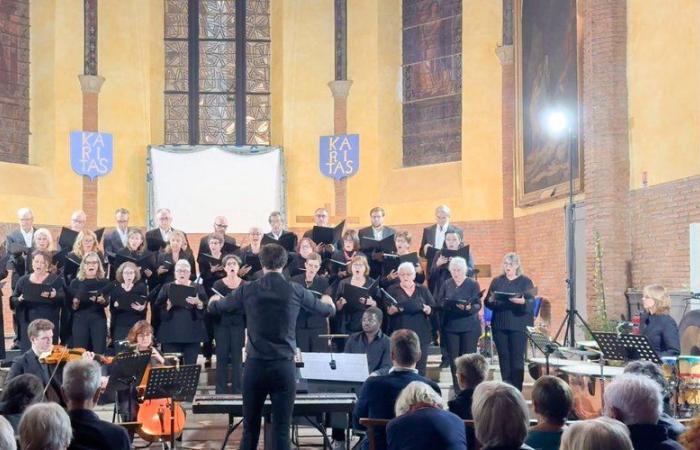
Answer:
[{"xmin": 147, "ymin": 146, "xmax": 285, "ymax": 233}]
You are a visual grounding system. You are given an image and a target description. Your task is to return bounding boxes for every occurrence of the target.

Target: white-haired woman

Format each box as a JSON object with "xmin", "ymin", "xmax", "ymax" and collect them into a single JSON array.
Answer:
[
  {"xmin": 472, "ymin": 381, "xmax": 531, "ymax": 450},
  {"xmin": 437, "ymin": 256, "xmax": 482, "ymax": 392},
  {"xmin": 387, "ymin": 381, "xmax": 466, "ymax": 450},
  {"xmin": 560, "ymin": 417, "xmax": 633, "ymax": 450},
  {"xmin": 484, "ymin": 253, "xmax": 535, "ymax": 391},
  {"xmin": 155, "ymin": 259, "xmax": 207, "ymax": 365},
  {"xmin": 640, "ymin": 284, "xmax": 680, "ymax": 357},
  {"xmin": 386, "ymin": 262, "xmax": 435, "ymax": 375}
]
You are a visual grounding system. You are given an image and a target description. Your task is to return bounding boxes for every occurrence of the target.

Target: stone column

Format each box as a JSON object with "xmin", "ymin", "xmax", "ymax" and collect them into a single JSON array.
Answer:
[
  {"xmin": 496, "ymin": 44, "xmax": 515, "ymax": 253},
  {"xmin": 328, "ymin": 79, "xmax": 353, "ymax": 218}
]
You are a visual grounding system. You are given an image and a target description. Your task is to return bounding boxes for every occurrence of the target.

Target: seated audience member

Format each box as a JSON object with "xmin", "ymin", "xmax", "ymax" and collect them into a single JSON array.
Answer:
[
  {"xmin": 19, "ymin": 402, "xmax": 72, "ymax": 450},
  {"xmin": 344, "ymin": 307, "xmax": 392, "ymax": 374},
  {"xmin": 560, "ymin": 416, "xmax": 633, "ymax": 450},
  {"xmin": 603, "ymin": 373, "xmax": 683, "ymax": 450},
  {"xmin": 624, "ymin": 360, "xmax": 684, "ymax": 440},
  {"xmin": 387, "ymin": 381, "xmax": 466, "ymax": 450},
  {"xmin": 0, "ymin": 373, "xmax": 43, "ymax": 433},
  {"xmin": 680, "ymin": 414, "xmax": 700, "ymax": 450},
  {"xmin": 525, "ymin": 375, "xmax": 573, "ymax": 450},
  {"xmin": 448, "ymin": 353, "xmax": 488, "ymax": 449},
  {"xmin": 353, "ymin": 329, "xmax": 441, "ymax": 450},
  {"xmin": 471, "ymin": 381, "xmax": 532, "ymax": 450},
  {"xmin": 62, "ymin": 360, "xmax": 130, "ymax": 450},
  {"xmin": 0, "ymin": 416, "xmax": 16, "ymax": 450}
]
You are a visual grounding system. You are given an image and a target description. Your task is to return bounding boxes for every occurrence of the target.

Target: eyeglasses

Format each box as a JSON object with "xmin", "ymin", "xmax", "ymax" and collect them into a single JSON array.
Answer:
[
  {"xmin": 175, "ymin": 268, "xmax": 189, "ymax": 273},
  {"xmin": 85, "ymin": 261, "xmax": 100, "ymax": 266},
  {"xmin": 214, "ymin": 223, "xmax": 228, "ymax": 228}
]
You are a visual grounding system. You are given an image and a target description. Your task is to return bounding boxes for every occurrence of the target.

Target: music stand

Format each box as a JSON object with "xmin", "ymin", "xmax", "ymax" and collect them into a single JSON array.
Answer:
[
  {"xmin": 104, "ymin": 352, "xmax": 151, "ymax": 423},
  {"xmin": 591, "ymin": 332, "xmax": 628, "ymax": 362},
  {"xmin": 143, "ymin": 365, "xmax": 201, "ymax": 449},
  {"xmin": 618, "ymin": 334, "xmax": 662, "ymax": 364},
  {"xmin": 526, "ymin": 327, "xmax": 559, "ymax": 374}
]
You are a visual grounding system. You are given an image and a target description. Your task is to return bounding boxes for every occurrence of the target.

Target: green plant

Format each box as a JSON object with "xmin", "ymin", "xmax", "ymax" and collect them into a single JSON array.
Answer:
[{"xmin": 583, "ymin": 231, "xmax": 617, "ymax": 337}]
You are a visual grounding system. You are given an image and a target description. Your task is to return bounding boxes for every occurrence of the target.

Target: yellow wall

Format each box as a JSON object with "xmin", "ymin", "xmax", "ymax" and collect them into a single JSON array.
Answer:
[
  {"xmin": 0, "ymin": 0, "xmax": 163, "ymax": 227},
  {"xmin": 628, "ymin": 0, "xmax": 700, "ymax": 189},
  {"xmin": 276, "ymin": 0, "xmax": 503, "ymax": 228}
]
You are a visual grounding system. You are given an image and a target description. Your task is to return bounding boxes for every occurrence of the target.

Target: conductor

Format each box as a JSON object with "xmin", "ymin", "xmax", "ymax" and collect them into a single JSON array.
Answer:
[{"xmin": 208, "ymin": 243, "xmax": 336, "ymax": 450}]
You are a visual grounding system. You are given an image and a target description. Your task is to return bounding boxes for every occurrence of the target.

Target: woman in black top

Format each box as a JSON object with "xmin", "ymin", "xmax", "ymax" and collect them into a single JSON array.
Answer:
[
  {"xmin": 291, "ymin": 252, "xmax": 331, "ymax": 352},
  {"xmin": 640, "ymin": 284, "xmax": 680, "ymax": 357},
  {"xmin": 485, "ymin": 253, "xmax": 535, "ymax": 391},
  {"xmin": 334, "ymin": 254, "xmax": 379, "ymax": 337},
  {"xmin": 209, "ymin": 254, "xmax": 246, "ymax": 394},
  {"xmin": 68, "ymin": 251, "xmax": 110, "ymax": 354},
  {"xmin": 380, "ymin": 231, "xmax": 425, "ymax": 288},
  {"xmin": 437, "ymin": 256, "xmax": 482, "ymax": 392},
  {"xmin": 287, "ymin": 237, "xmax": 316, "ymax": 278},
  {"xmin": 153, "ymin": 230, "xmax": 195, "ymax": 335},
  {"xmin": 198, "ymin": 233, "xmax": 229, "ymax": 367},
  {"xmin": 114, "ymin": 229, "xmax": 155, "ymax": 283},
  {"xmin": 12, "ymin": 251, "xmax": 64, "ymax": 351},
  {"xmin": 155, "ymin": 259, "xmax": 207, "ymax": 365},
  {"xmin": 386, "ymin": 262, "xmax": 435, "ymax": 375},
  {"xmin": 329, "ymin": 230, "xmax": 358, "ymax": 285},
  {"xmin": 109, "ymin": 261, "xmax": 148, "ymax": 341},
  {"xmin": 238, "ymin": 226, "xmax": 265, "ymax": 281}
]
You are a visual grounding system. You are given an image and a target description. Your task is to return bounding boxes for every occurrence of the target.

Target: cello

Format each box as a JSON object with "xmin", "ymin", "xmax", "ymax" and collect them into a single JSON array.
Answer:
[{"xmin": 136, "ymin": 351, "xmax": 187, "ymax": 442}]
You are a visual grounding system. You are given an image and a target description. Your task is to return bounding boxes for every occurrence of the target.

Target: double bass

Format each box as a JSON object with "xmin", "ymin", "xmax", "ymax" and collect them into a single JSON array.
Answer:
[{"xmin": 135, "ymin": 351, "xmax": 186, "ymax": 442}]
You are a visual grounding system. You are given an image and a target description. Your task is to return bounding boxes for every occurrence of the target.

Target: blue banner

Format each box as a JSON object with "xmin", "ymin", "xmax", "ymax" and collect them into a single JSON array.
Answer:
[
  {"xmin": 319, "ymin": 134, "xmax": 359, "ymax": 180},
  {"xmin": 70, "ymin": 131, "xmax": 113, "ymax": 180}
]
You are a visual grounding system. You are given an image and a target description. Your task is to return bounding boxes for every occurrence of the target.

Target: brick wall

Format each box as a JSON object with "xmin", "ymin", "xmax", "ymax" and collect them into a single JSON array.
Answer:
[
  {"xmin": 0, "ymin": 0, "xmax": 30, "ymax": 164},
  {"xmin": 630, "ymin": 175, "xmax": 700, "ymax": 290}
]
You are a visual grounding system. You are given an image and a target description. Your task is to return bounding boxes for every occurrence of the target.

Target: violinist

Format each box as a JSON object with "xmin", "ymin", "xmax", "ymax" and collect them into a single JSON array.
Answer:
[
  {"xmin": 5, "ymin": 319, "xmax": 58, "ymax": 389},
  {"xmin": 68, "ymin": 251, "xmax": 110, "ymax": 354},
  {"xmin": 109, "ymin": 262, "xmax": 148, "ymax": 341}
]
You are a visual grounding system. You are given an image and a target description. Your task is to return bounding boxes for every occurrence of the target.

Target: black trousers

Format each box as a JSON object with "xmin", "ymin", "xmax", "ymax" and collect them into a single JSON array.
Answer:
[
  {"xmin": 296, "ymin": 326, "xmax": 328, "ymax": 353},
  {"xmin": 492, "ymin": 328, "xmax": 527, "ymax": 391},
  {"xmin": 162, "ymin": 342, "xmax": 200, "ymax": 366},
  {"xmin": 241, "ymin": 358, "xmax": 296, "ymax": 450},
  {"xmin": 202, "ymin": 311, "xmax": 216, "ymax": 360},
  {"xmin": 445, "ymin": 328, "xmax": 480, "ymax": 392},
  {"xmin": 214, "ymin": 324, "xmax": 245, "ymax": 394},
  {"xmin": 72, "ymin": 311, "xmax": 107, "ymax": 354}
]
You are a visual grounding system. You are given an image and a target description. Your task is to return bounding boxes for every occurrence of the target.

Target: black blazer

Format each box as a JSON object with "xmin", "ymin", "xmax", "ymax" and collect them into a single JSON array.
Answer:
[
  {"xmin": 263, "ymin": 231, "xmax": 298, "ymax": 252},
  {"xmin": 291, "ymin": 274, "xmax": 330, "ymax": 329},
  {"xmin": 5, "ymin": 228, "xmax": 34, "ymax": 284},
  {"xmin": 419, "ymin": 224, "xmax": 463, "ymax": 257},
  {"xmin": 145, "ymin": 228, "xmax": 189, "ymax": 252},
  {"xmin": 357, "ymin": 226, "xmax": 396, "ymax": 240},
  {"xmin": 103, "ymin": 228, "xmax": 130, "ymax": 257},
  {"xmin": 67, "ymin": 409, "xmax": 130, "ymax": 450},
  {"xmin": 198, "ymin": 233, "xmax": 238, "ymax": 257},
  {"xmin": 5, "ymin": 349, "xmax": 51, "ymax": 387},
  {"xmin": 640, "ymin": 313, "xmax": 681, "ymax": 357}
]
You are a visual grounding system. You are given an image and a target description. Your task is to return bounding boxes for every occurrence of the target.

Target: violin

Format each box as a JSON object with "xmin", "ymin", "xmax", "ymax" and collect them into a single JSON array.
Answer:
[{"xmin": 39, "ymin": 345, "xmax": 114, "ymax": 365}]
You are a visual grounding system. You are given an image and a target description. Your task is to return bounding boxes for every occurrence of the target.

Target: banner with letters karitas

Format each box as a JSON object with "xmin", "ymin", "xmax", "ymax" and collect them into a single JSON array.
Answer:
[
  {"xmin": 70, "ymin": 131, "xmax": 113, "ymax": 180},
  {"xmin": 319, "ymin": 134, "xmax": 359, "ymax": 180}
]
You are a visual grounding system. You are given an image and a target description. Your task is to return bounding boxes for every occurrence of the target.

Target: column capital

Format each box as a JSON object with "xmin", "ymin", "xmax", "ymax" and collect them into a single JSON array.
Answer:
[
  {"xmin": 495, "ymin": 45, "xmax": 514, "ymax": 66},
  {"xmin": 328, "ymin": 80, "xmax": 353, "ymax": 98},
  {"xmin": 78, "ymin": 74, "xmax": 105, "ymax": 94}
]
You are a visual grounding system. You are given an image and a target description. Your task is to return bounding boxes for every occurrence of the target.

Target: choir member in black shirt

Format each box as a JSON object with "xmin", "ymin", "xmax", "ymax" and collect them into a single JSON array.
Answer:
[
  {"xmin": 113, "ymin": 229, "xmax": 155, "ymax": 283},
  {"xmin": 155, "ymin": 230, "xmax": 196, "ymax": 285},
  {"xmin": 334, "ymin": 254, "xmax": 379, "ymax": 337},
  {"xmin": 419, "ymin": 205, "xmax": 463, "ymax": 271},
  {"xmin": 358, "ymin": 207, "xmax": 396, "ymax": 279},
  {"xmin": 145, "ymin": 208, "xmax": 189, "ymax": 252},
  {"xmin": 208, "ymin": 243, "xmax": 335, "ymax": 450},
  {"xmin": 640, "ymin": 284, "xmax": 680, "ymax": 357},
  {"xmin": 303, "ymin": 207, "xmax": 336, "ymax": 256},
  {"xmin": 484, "ymin": 252, "xmax": 535, "ymax": 391},
  {"xmin": 380, "ymin": 231, "xmax": 424, "ymax": 288},
  {"xmin": 428, "ymin": 230, "xmax": 474, "ymax": 293},
  {"xmin": 103, "ymin": 208, "xmax": 131, "ymax": 258},
  {"xmin": 328, "ymin": 230, "xmax": 359, "ymax": 286},
  {"xmin": 266, "ymin": 211, "xmax": 298, "ymax": 251},
  {"xmin": 68, "ymin": 251, "xmax": 110, "ymax": 354},
  {"xmin": 32, "ymin": 228, "xmax": 55, "ymax": 261},
  {"xmin": 238, "ymin": 226, "xmax": 264, "ymax": 281},
  {"xmin": 436, "ymin": 256, "xmax": 482, "ymax": 392},
  {"xmin": 11, "ymin": 251, "xmax": 64, "ymax": 351},
  {"xmin": 109, "ymin": 262, "xmax": 148, "ymax": 341},
  {"xmin": 386, "ymin": 262, "xmax": 435, "ymax": 375},
  {"xmin": 155, "ymin": 259, "xmax": 207, "ymax": 365},
  {"xmin": 208, "ymin": 254, "xmax": 246, "ymax": 394},
  {"xmin": 197, "ymin": 215, "xmax": 237, "ymax": 257},
  {"xmin": 344, "ymin": 306, "xmax": 392, "ymax": 374},
  {"xmin": 198, "ymin": 233, "xmax": 228, "ymax": 366},
  {"xmin": 65, "ymin": 230, "xmax": 104, "ymax": 285},
  {"xmin": 291, "ymin": 252, "xmax": 330, "ymax": 352},
  {"xmin": 287, "ymin": 237, "xmax": 316, "ymax": 278}
]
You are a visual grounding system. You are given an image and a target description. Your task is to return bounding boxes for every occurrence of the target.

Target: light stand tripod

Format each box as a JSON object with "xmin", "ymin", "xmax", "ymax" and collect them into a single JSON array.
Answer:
[{"xmin": 553, "ymin": 123, "xmax": 593, "ymax": 347}]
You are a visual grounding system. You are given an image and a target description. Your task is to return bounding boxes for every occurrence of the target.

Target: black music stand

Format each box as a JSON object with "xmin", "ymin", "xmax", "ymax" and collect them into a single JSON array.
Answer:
[
  {"xmin": 526, "ymin": 327, "xmax": 559, "ymax": 375},
  {"xmin": 618, "ymin": 334, "xmax": 662, "ymax": 364},
  {"xmin": 143, "ymin": 365, "xmax": 201, "ymax": 449},
  {"xmin": 104, "ymin": 352, "xmax": 151, "ymax": 423},
  {"xmin": 591, "ymin": 332, "xmax": 628, "ymax": 362}
]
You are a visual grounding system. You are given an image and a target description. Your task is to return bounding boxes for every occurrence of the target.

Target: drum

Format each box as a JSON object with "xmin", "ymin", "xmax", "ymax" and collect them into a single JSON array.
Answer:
[
  {"xmin": 560, "ymin": 364, "xmax": 624, "ymax": 419},
  {"xmin": 528, "ymin": 357, "xmax": 580, "ymax": 380},
  {"xmin": 678, "ymin": 355, "xmax": 700, "ymax": 405},
  {"xmin": 661, "ymin": 356, "xmax": 678, "ymax": 380}
]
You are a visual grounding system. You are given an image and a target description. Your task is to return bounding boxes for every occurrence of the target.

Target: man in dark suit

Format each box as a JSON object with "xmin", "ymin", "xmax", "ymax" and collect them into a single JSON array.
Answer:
[
  {"xmin": 103, "ymin": 208, "xmax": 131, "ymax": 257},
  {"xmin": 419, "ymin": 204, "xmax": 463, "ymax": 269},
  {"xmin": 265, "ymin": 211, "xmax": 298, "ymax": 252},
  {"xmin": 358, "ymin": 207, "xmax": 396, "ymax": 279},
  {"xmin": 5, "ymin": 319, "xmax": 61, "ymax": 400},
  {"xmin": 6, "ymin": 208, "xmax": 36, "ymax": 348},
  {"xmin": 353, "ymin": 329, "xmax": 441, "ymax": 450},
  {"xmin": 198, "ymin": 215, "xmax": 237, "ymax": 256},
  {"xmin": 62, "ymin": 359, "xmax": 130, "ymax": 450},
  {"xmin": 209, "ymin": 243, "xmax": 336, "ymax": 450},
  {"xmin": 145, "ymin": 207, "xmax": 189, "ymax": 252}
]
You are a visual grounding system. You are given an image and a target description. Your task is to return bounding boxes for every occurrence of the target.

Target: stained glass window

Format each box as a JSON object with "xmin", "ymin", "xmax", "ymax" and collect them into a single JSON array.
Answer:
[
  {"xmin": 164, "ymin": 0, "xmax": 271, "ymax": 145},
  {"xmin": 402, "ymin": 0, "xmax": 462, "ymax": 166}
]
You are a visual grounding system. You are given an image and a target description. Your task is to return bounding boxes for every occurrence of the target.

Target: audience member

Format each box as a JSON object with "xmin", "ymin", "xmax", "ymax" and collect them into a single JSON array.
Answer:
[
  {"xmin": 525, "ymin": 375, "xmax": 572, "ymax": 450},
  {"xmin": 0, "ymin": 416, "xmax": 16, "ymax": 450},
  {"xmin": 679, "ymin": 413, "xmax": 700, "ymax": 450},
  {"xmin": 624, "ymin": 360, "xmax": 684, "ymax": 440},
  {"xmin": 62, "ymin": 360, "xmax": 130, "ymax": 450},
  {"xmin": 387, "ymin": 381, "xmax": 466, "ymax": 450},
  {"xmin": 560, "ymin": 416, "xmax": 633, "ymax": 450},
  {"xmin": 18, "ymin": 402, "xmax": 72, "ymax": 450},
  {"xmin": 448, "ymin": 353, "xmax": 488, "ymax": 449},
  {"xmin": 471, "ymin": 381, "xmax": 532, "ymax": 450},
  {"xmin": 0, "ymin": 373, "xmax": 43, "ymax": 433},
  {"xmin": 603, "ymin": 373, "xmax": 683, "ymax": 450},
  {"xmin": 353, "ymin": 329, "xmax": 441, "ymax": 450}
]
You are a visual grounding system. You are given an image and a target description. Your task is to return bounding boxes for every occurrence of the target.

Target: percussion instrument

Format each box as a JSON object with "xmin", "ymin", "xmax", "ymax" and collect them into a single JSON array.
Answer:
[
  {"xmin": 528, "ymin": 357, "xmax": 580, "ymax": 379},
  {"xmin": 661, "ymin": 356, "xmax": 678, "ymax": 380},
  {"xmin": 560, "ymin": 364, "xmax": 624, "ymax": 419},
  {"xmin": 678, "ymin": 355, "xmax": 700, "ymax": 405}
]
